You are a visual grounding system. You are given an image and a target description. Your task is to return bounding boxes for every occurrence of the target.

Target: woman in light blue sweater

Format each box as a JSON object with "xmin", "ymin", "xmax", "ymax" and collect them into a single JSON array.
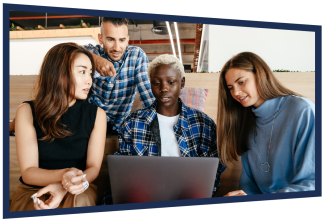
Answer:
[{"xmin": 217, "ymin": 52, "xmax": 315, "ymax": 195}]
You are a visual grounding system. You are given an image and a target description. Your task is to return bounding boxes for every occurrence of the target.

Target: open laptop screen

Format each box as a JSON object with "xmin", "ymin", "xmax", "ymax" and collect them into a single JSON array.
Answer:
[{"xmin": 107, "ymin": 155, "xmax": 219, "ymax": 204}]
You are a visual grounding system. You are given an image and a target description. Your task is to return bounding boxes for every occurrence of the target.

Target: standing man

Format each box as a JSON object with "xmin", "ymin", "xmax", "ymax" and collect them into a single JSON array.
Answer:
[
  {"xmin": 9, "ymin": 18, "xmax": 154, "ymax": 136},
  {"xmin": 84, "ymin": 17, "xmax": 155, "ymax": 134}
]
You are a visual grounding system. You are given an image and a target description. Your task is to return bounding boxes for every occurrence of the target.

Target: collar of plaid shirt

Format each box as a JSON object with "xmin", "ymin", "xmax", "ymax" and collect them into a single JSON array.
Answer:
[
  {"xmin": 129, "ymin": 98, "xmax": 202, "ymax": 157},
  {"xmin": 142, "ymin": 99, "xmax": 190, "ymax": 130},
  {"xmin": 92, "ymin": 47, "xmax": 129, "ymax": 80},
  {"xmin": 102, "ymin": 46, "xmax": 129, "ymax": 75},
  {"xmin": 101, "ymin": 46, "xmax": 130, "ymax": 67}
]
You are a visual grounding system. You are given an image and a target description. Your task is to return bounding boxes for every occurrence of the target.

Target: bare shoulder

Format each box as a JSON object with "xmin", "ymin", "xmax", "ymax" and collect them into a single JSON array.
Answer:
[
  {"xmin": 96, "ymin": 107, "xmax": 106, "ymax": 120},
  {"xmin": 15, "ymin": 102, "xmax": 35, "ymax": 134},
  {"xmin": 94, "ymin": 107, "xmax": 107, "ymax": 131},
  {"xmin": 16, "ymin": 103, "xmax": 33, "ymax": 121},
  {"xmin": 91, "ymin": 107, "xmax": 107, "ymax": 136}
]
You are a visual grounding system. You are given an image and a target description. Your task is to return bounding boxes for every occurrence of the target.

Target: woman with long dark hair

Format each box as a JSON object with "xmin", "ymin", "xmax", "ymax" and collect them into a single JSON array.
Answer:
[
  {"xmin": 10, "ymin": 43, "xmax": 107, "ymax": 210},
  {"xmin": 217, "ymin": 52, "xmax": 315, "ymax": 196}
]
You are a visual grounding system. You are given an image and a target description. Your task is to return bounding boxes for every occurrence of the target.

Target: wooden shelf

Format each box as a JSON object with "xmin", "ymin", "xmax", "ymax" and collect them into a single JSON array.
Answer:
[{"xmin": 10, "ymin": 27, "xmax": 100, "ymax": 43}]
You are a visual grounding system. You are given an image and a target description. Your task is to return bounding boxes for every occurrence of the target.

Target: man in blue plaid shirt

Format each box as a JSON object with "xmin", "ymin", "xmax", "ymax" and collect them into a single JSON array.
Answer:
[
  {"xmin": 83, "ymin": 17, "xmax": 155, "ymax": 134},
  {"xmin": 101, "ymin": 54, "xmax": 226, "ymax": 204}
]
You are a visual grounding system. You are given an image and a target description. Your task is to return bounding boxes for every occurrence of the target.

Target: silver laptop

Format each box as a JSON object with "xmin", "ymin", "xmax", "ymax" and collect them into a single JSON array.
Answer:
[{"xmin": 107, "ymin": 155, "xmax": 219, "ymax": 204}]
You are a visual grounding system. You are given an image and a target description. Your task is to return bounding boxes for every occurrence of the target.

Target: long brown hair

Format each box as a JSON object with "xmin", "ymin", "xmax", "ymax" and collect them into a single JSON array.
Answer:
[
  {"xmin": 217, "ymin": 52, "xmax": 300, "ymax": 164},
  {"xmin": 34, "ymin": 42, "xmax": 95, "ymax": 142}
]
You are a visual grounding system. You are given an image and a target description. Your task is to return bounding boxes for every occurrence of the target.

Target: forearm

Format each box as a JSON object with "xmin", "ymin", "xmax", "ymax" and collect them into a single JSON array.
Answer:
[
  {"xmin": 91, "ymin": 52, "xmax": 102, "ymax": 61},
  {"xmin": 275, "ymin": 180, "xmax": 315, "ymax": 193},
  {"xmin": 135, "ymin": 56, "xmax": 155, "ymax": 107},
  {"xmin": 83, "ymin": 165, "xmax": 101, "ymax": 183},
  {"xmin": 21, "ymin": 167, "xmax": 70, "ymax": 187},
  {"xmin": 91, "ymin": 53, "xmax": 103, "ymax": 73}
]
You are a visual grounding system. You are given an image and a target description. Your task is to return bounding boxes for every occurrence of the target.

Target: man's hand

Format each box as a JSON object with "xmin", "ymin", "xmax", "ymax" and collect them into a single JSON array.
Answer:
[
  {"xmin": 223, "ymin": 190, "xmax": 247, "ymax": 197},
  {"xmin": 93, "ymin": 53, "xmax": 116, "ymax": 77}
]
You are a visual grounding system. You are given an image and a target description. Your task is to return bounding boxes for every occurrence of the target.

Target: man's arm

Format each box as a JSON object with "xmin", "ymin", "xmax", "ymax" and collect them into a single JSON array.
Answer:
[
  {"xmin": 134, "ymin": 51, "xmax": 155, "ymax": 108},
  {"xmin": 82, "ymin": 44, "xmax": 116, "ymax": 77}
]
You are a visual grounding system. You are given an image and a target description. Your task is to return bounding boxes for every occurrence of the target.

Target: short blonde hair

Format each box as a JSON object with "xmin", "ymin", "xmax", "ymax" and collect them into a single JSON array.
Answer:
[{"xmin": 147, "ymin": 54, "xmax": 185, "ymax": 78}]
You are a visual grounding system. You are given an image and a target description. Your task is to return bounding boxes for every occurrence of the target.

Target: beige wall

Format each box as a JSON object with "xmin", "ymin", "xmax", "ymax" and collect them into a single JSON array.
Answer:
[{"xmin": 10, "ymin": 72, "xmax": 315, "ymax": 122}]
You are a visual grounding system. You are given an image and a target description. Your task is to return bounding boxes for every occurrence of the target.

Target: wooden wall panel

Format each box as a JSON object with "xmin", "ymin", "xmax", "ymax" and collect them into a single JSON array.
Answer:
[{"xmin": 10, "ymin": 75, "xmax": 38, "ymax": 120}]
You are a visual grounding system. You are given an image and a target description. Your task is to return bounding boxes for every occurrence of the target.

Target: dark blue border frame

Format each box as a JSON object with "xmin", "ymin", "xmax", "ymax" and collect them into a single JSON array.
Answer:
[{"xmin": 3, "ymin": 3, "xmax": 322, "ymax": 219}]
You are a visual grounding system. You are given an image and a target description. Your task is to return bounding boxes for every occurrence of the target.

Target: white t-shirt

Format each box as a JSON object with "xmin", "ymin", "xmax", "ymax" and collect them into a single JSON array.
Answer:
[{"xmin": 157, "ymin": 113, "xmax": 181, "ymax": 157}]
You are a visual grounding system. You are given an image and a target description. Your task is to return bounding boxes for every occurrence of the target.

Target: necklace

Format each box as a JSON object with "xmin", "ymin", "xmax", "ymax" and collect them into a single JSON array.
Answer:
[{"xmin": 256, "ymin": 115, "xmax": 276, "ymax": 173}]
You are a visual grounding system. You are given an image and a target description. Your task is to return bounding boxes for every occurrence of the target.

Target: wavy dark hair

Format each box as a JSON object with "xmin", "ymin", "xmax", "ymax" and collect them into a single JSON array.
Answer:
[
  {"xmin": 217, "ymin": 52, "xmax": 300, "ymax": 164},
  {"xmin": 34, "ymin": 42, "xmax": 95, "ymax": 142}
]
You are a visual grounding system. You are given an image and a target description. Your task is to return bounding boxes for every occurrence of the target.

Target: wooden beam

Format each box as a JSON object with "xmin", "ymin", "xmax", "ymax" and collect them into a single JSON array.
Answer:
[
  {"xmin": 10, "ymin": 27, "xmax": 101, "ymax": 44},
  {"xmin": 38, "ymin": 25, "xmax": 46, "ymax": 30},
  {"xmin": 16, "ymin": 26, "xmax": 24, "ymax": 31}
]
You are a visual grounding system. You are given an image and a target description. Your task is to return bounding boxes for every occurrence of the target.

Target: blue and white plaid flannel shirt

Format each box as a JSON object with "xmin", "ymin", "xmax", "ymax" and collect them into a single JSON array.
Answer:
[
  {"xmin": 83, "ymin": 44, "xmax": 155, "ymax": 129},
  {"xmin": 116, "ymin": 99, "xmax": 226, "ymax": 195}
]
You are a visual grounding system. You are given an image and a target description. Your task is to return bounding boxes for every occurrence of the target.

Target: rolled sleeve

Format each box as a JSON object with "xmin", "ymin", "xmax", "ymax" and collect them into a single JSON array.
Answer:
[{"xmin": 134, "ymin": 52, "xmax": 155, "ymax": 108}]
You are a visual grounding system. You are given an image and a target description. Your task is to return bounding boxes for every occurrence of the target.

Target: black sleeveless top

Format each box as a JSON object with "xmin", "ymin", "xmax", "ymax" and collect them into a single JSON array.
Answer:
[{"xmin": 20, "ymin": 100, "xmax": 98, "ymax": 187}]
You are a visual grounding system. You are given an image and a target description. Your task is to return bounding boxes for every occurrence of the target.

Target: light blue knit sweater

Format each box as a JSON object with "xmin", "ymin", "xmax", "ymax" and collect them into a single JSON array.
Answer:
[{"xmin": 239, "ymin": 95, "xmax": 315, "ymax": 194}]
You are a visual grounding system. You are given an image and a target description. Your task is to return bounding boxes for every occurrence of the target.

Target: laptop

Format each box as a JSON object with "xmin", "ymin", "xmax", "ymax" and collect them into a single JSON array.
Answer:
[{"xmin": 107, "ymin": 155, "xmax": 219, "ymax": 204}]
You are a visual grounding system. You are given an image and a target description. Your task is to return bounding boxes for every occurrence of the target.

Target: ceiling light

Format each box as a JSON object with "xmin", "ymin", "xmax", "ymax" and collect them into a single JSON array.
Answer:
[
  {"xmin": 174, "ymin": 22, "xmax": 182, "ymax": 64},
  {"xmin": 166, "ymin": 21, "xmax": 176, "ymax": 57}
]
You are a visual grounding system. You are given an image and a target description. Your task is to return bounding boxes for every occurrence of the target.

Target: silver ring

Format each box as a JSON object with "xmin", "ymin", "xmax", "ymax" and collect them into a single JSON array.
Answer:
[{"xmin": 64, "ymin": 182, "xmax": 71, "ymax": 190}]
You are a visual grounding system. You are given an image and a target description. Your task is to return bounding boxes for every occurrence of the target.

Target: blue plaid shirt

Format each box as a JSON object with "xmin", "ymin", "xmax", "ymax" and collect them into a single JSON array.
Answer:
[
  {"xmin": 116, "ymin": 99, "xmax": 226, "ymax": 195},
  {"xmin": 83, "ymin": 44, "xmax": 155, "ymax": 128}
]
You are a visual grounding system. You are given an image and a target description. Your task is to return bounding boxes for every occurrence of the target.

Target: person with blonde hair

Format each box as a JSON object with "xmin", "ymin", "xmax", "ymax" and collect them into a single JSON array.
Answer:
[
  {"xmin": 101, "ymin": 54, "xmax": 225, "ymax": 204},
  {"xmin": 217, "ymin": 52, "xmax": 315, "ymax": 196},
  {"xmin": 10, "ymin": 43, "xmax": 107, "ymax": 211}
]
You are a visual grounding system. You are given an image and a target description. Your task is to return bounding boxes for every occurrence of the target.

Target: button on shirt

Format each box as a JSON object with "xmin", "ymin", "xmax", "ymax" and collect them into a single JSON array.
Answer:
[{"xmin": 83, "ymin": 44, "xmax": 155, "ymax": 129}]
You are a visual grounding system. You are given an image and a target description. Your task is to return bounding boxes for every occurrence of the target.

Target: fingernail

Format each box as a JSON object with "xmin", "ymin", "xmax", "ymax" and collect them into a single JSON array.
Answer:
[
  {"xmin": 33, "ymin": 197, "xmax": 37, "ymax": 203},
  {"xmin": 83, "ymin": 181, "xmax": 87, "ymax": 186},
  {"xmin": 38, "ymin": 198, "xmax": 40, "ymax": 204},
  {"xmin": 82, "ymin": 174, "xmax": 86, "ymax": 178},
  {"xmin": 31, "ymin": 193, "xmax": 37, "ymax": 199}
]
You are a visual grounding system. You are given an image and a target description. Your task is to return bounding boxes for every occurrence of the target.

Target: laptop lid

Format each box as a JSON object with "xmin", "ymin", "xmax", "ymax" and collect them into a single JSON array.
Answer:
[{"xmin": 107, "ymin": 155, "xmax": 219, "ymax": 204}]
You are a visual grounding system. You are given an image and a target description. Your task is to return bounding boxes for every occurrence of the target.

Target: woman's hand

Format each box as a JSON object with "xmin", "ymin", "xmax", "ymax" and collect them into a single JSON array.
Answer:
[
  {"xmin": 32, "ymin": 182, "xmax": 67, "ymax": 210},
  {"xmin": 62, "ymin": 168, "xmax": 89, "ymax": 195},
  {"xmin": 224, "ymin": 190, "xmax": 247, "ymax": 197}
]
